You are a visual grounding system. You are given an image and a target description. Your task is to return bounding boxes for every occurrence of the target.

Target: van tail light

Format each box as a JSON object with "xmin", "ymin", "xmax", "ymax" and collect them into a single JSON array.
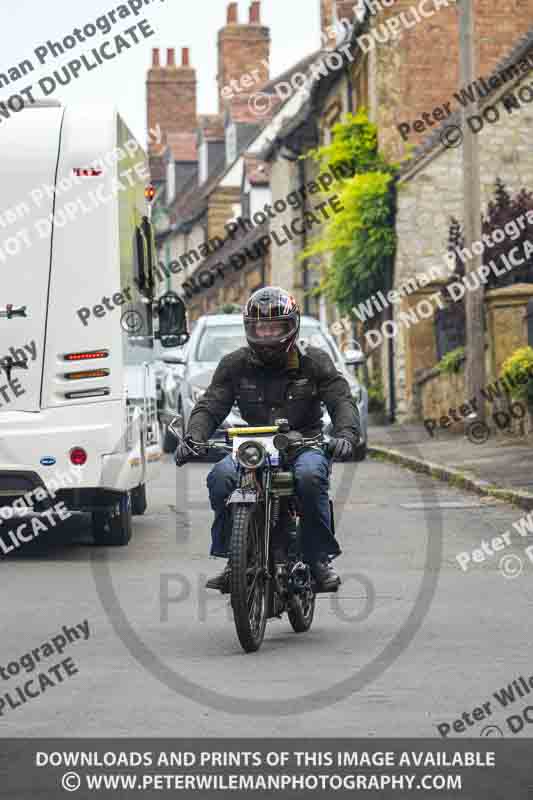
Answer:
[
  {"xmin": 64, "ymin": 350, "xmax": 109, "ymax": 361},
  {"xmin": 65, "ymin": 388, "xmax": 110, "ymax": 400},
  {"xmin": 70, "ymin": 447, "xmax": 87, "ymax": 466},
  {"xmin": 65, "ymin": 369, "xmax": 110, "ymax": 380},
  {"xmin": 73, "ymin": 168, "xmax": 102, "ymax": 177}
]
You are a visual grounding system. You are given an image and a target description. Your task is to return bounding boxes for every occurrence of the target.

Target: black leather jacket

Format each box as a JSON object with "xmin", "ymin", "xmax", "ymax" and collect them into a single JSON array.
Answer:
[{"xmin": 187, "ymin": 342, "xmax": 361, "ymax": 445}]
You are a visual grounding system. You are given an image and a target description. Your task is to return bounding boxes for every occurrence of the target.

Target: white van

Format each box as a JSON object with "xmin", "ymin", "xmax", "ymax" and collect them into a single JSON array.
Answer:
[{"xmin": 0, "ymin": 102, "xmax": 188, "ymax": 546}]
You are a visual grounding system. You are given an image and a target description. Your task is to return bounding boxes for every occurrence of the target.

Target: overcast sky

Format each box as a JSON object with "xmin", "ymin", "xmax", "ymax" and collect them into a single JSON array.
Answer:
[{"xmin": 3, "ymin": 0, "xmax": 320, "ymax": 145}]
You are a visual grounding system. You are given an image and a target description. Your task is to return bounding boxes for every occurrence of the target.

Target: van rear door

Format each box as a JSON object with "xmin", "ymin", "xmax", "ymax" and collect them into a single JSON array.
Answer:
[{"xmin": 0, "ymin": 105, "xmax": 64, "ymax": 412}]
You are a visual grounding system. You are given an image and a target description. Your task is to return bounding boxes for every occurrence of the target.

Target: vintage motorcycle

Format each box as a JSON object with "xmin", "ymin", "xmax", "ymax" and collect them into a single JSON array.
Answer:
[{"xmin": 169, "ymin": 418, "xmax": 338, "ymax": 653}]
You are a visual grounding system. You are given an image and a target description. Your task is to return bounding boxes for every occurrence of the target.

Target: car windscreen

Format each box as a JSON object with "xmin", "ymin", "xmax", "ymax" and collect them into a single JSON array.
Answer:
[
  {"xmin": 195, "ymin": 325, "xmax": 247, "ymax": 363},
  {"xmin": 195, "ymin": 323, "xmax": 340, "ymax": 364}
]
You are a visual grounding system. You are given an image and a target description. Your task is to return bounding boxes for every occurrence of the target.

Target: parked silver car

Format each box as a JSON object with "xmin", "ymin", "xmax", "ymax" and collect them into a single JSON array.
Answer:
[
  {"xmin": 159, "ymin": 312, "xmax": 368, "ymax": 460},
  {"xmin": 153, "ymin": 340, "xmax": 187, "ymax": 409}
]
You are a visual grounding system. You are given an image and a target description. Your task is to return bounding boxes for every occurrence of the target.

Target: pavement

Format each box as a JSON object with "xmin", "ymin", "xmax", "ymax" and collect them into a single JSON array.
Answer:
[
  {"xmin": 369, "ymin": 423, "xmax": 533, "ymax": 510},
  {"xmin": 1, "ymin": 455, "xmax": 533, "ymax": 739}
]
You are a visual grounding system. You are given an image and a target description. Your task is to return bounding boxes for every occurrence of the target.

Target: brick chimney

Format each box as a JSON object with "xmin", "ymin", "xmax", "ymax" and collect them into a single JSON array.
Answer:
[
  {"xmin": 146, "ymin": 46, "xmax": 197, "ymax": 154},
  {"xmin": 336, "ymin": 1, "xmax": 355, "ymax": 23},
  {"xmin": 321, "ymin": 0, "xmax": 335, "ymax": 36},
  {"xmin": 217, "ymin": 1, "xmax": 271, "ymax": 112},
  {"xmin": 249, "ymin": 1, "xmax": 261, "ymax": 22}
]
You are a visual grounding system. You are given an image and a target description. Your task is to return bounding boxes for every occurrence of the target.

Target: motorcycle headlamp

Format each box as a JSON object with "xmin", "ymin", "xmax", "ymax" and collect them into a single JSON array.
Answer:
[{"xmin": 236, "ymin": 440, "xmax": 266, "ymax": 470}]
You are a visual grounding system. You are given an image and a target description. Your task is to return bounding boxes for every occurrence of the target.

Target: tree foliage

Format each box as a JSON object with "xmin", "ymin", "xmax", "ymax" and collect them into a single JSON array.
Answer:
[
  {"xmin": 437, "ymin": 346, "xmax": 465, "ymax": 375},
  {"xmin": 501, "ymin": 346, "xmax": 533, "ymax": 406},
  {"xmin": 302, "ymin": 110, "xmax": 398, "ymax": 313}
]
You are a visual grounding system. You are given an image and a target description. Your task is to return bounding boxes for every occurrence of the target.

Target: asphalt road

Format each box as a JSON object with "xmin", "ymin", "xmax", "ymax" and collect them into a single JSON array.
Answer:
[{"xmin": 1, "ymin": 453, "xmax": 532, "ymax": 739}]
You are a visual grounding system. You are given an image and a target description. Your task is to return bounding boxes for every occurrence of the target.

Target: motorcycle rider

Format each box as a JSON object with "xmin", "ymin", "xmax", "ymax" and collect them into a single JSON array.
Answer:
[{"xmin": 175, "ymin": 286, "xmax": 361, "ymax": 592}]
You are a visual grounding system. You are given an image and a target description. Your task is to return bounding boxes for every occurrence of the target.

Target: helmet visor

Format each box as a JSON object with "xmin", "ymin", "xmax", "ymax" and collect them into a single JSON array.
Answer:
[{"xmin": 245, "ymin": 317, "xmax": 296, "ymax": 347}]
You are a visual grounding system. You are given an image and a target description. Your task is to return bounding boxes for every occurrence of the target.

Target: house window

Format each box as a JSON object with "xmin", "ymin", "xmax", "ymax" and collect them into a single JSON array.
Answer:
[{"xmin": 322, "ymin": 99, "xmax": 342, "ymax": 145}]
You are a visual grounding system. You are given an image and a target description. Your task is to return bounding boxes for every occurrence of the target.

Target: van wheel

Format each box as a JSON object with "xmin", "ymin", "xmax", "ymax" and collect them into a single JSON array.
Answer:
[
  {"xmin": 92, "ymin": 494, "xmax": 132, "ymax": 546},
  {"xmin": 131, "ymin": 483, "xmax": 147, "ymax": 516}
]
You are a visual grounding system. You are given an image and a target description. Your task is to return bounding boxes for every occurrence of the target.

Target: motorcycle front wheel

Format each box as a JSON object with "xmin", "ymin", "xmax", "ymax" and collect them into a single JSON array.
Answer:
[
  {"xmin": 288, "ymin": 589, "xmax": 315, "ymax": 633},
  {"xmin": 230, "ymin": 503, "xmax": 270, "ymax": 653}
]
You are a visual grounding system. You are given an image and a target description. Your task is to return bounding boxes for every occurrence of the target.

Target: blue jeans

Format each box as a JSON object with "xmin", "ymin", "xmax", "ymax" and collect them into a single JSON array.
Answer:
[{"xmin": 206, "ymin": 450, "xmax": 341, "ymax": 562}]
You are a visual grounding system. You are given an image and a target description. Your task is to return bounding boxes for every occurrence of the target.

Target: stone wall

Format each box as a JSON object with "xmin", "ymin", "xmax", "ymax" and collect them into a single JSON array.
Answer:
[
  {"xmin": 394, "ymin": 281, "xmax": 448, "ymax": 416},
  {"xmin": 418, "ymin": 367, "xmax": 466, "ymax": 427},
  {"xmin": 394, "ymin": 64, "xmax": 533, "ymax": 420},
  {"xmin": 208, "ymin": 186, "xmax": 241, "ymax": 242},
  {"xmin": 418, "ymin": 362, "xmax": 533, "ymax": 438},
  {"xmin": 410, "ymin": 283, "xmax": 533, "ymax": 430},
  {"xmin": 486, "ymin": 284, "xmax": 533, "ymax": 376},
  {"xmin": 269, "ymin": 158, "xmax": 306, "ymax": 307}
]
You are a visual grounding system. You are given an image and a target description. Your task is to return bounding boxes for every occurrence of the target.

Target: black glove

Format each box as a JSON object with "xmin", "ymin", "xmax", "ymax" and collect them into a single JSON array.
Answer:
[
  {"xmin": 175, "ymin": 436, "xmax": 207, "ymax": 467},
  {"xmin": 327, "ymin": 437, "xmax": 353, "ymax": 461}
]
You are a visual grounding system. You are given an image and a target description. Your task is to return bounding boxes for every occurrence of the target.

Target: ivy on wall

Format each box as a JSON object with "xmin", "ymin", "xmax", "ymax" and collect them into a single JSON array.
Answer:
[{"xmin": 301, "ymin": 109, "xmax": 398, "ymax": 313}]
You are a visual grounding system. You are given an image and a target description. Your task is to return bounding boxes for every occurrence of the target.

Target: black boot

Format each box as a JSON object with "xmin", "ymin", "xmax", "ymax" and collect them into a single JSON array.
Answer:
[
  {"xmin": 311, "ymin": 560, "xmax": 341, "ymax": 592},
  {"xmin": 205, "ymin": 561, "xmax": 231, "ymax": 593}
]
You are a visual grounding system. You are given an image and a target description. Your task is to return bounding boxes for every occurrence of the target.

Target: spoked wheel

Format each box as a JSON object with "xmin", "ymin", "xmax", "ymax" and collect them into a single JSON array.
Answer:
[
  {"xmin": 230, "ymin": 504, "xmax": 269, "ymax": 653},
  {"xmin": 466, "ymin": 420, "xmax": 490, "ymax": 444},
  {"xmin": 288, "ymin": 588, "xmax": 316, "ymax": 633}
]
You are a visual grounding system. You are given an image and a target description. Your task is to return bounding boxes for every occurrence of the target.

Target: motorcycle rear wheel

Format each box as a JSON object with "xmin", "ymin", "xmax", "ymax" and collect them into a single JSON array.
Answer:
[{"xmin": 230, "ymin": 504, "xmax": 270, "ymax": 653}]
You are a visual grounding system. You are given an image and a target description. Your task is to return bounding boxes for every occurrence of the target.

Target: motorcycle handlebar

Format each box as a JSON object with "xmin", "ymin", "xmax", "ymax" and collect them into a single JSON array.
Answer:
[{"xmin": 169, "ymin": 416, "xmax": 329, "ymax": 458}]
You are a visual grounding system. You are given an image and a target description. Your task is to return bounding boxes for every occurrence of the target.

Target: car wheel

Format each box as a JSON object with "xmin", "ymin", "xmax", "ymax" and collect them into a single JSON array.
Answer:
[{"xmin": 131, "ymin": 483, "xmax": 147, "ymax": 516}]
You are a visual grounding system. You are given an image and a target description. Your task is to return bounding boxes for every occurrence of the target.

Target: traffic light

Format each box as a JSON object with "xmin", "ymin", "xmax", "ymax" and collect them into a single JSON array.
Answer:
[{"xmin": 145, "ymin": 185, "xmax": 156, "ymax": 203}]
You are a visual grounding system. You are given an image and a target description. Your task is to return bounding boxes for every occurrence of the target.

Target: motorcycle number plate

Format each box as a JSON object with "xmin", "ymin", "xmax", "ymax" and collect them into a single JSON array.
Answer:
[{"xmin": 232, "ymin": 436, "xmax": 279, "ymax": 466}]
